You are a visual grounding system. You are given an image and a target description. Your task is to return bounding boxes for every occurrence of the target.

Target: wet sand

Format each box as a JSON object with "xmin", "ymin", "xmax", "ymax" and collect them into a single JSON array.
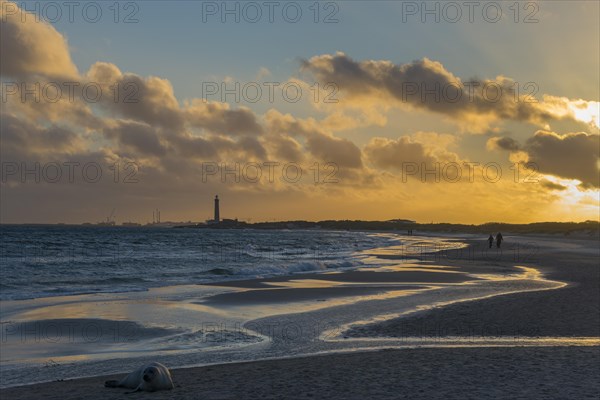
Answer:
[
  {"xmin": 199, "ymin": 267, "xmax": 479, "ymax": 305},
  {"xmin": 1, "ymin": 233, "xmax": 598, "ymax": 398},
  {"xmin": 199, "ymin": 285, "xmax": 426, "ymax": 305},
  {"xmin": 346, "ymin": 235, "xmax": 600, "ymax": 338},
  {"xmin": 204, "ymin": 268, "xmax": 481, "ymax": 289}
]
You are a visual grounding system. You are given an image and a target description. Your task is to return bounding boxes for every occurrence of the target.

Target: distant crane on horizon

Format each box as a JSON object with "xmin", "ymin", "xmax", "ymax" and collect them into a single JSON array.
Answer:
[
  {"xmin": 107, "ymin": 208, "xmax": 116, "ymax": 224},
  {"xmin": 96, "ymin": 208, "xmax": 116, "ymax": 226}
]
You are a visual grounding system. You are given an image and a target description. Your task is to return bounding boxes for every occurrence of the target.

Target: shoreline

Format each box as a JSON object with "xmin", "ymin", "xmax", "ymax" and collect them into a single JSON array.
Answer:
[
  {"xmin": 1, "ymin": 229, "xmax": 590, "ymax": 303},
  {"xmin": 345, "ymin": 235, "xmax": 600, "ymax": 339},
  {"xmin": 1, "ymin": 233, "xmax": 598, "ymax": 395}
]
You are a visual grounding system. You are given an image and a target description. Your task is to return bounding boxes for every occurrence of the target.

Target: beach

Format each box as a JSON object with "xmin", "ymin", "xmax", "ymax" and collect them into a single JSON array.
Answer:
[
  {"xmin": 4, "ymin": 0, "xmax": 599, "ymax": 397},
  {"xmin": 1, "ymin": 232, "xmax": 599, "ymax": 399},
  {"xmin": 4, "ymin": 347, "xmax": 599, "ymax": 399},
  {"xmin": 346, "ymin": 234, "xmax": 600, "ymax": 339}
]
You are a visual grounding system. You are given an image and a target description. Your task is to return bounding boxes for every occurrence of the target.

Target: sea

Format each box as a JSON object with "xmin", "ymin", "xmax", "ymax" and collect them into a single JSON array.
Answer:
[{"xmin": 0, "ymin": 225, "xmax": 413, "ymax": 301}]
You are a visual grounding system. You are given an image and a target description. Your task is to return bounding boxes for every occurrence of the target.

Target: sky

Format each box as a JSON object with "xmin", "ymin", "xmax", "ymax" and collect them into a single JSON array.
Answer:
[{"xmin": 1, "ymin": 0, "xmax": 599, "ymax": 224}]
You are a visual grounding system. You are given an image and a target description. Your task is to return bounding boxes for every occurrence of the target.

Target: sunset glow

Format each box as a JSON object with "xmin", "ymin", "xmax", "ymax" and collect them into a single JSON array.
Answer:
[{"xmin": 0, "ymin": 0, "xmax": 598, "ymax": 224}]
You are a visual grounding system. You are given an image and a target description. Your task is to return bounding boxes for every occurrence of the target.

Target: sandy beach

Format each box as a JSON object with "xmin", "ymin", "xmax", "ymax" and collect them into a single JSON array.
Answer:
[
  {"xmin": 4, "ymin": 346, "xmax": 599, "ymax": 399},
  {"xmin": 346, "ymin": 234, "xmax": 600, "ymax": 339},
  {"xmin": 2, "ymin": 233, "xmax": 599, "ymax": 399}
]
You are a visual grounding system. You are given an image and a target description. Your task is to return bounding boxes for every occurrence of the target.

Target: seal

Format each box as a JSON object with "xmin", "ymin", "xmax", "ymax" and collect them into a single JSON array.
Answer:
[{"xmin": 105, "ymin": 362, "xmax": 174, "ymax": 393}]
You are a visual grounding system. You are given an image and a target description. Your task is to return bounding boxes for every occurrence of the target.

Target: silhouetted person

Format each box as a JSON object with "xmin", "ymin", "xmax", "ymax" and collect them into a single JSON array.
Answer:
[
  {"xmin": 488, "ymin": 234, "xmax": 494, "ymax": 248},
  {"xmin": 496, "ymin": 232, "xmax": 503, "ymax": 248}
]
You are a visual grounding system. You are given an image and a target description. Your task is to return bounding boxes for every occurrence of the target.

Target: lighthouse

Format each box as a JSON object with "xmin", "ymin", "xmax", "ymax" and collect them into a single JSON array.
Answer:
[{"xmin": 214, "ymin": 195, "xmax": 220, "ymax": 223}]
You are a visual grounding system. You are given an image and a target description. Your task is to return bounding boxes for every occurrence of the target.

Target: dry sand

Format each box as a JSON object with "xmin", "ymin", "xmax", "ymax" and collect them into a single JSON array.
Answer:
[{"xmin": 3, "ymin": 346, "xmax": 598, "ymax": 399}]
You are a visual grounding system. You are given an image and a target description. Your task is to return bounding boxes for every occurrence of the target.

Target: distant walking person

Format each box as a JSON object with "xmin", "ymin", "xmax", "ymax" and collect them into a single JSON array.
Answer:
[
  {"xmin": 488, "ymin": 234, "xmax": 494, "ymax": 248},
  {"xmin": 496, "ymin": 232, "xmax": 503, "ymax": 248}
]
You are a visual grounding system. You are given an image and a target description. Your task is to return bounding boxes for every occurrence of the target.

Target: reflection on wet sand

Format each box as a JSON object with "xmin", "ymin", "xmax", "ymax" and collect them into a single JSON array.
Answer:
[{"xmin": 0, "ymin": 234, "xmax": 586, "ymax": 389}]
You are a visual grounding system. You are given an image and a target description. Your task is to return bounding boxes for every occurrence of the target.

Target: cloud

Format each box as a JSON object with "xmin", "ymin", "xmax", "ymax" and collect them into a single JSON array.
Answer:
[
  {"xmin": 487, "ymin": 136, "xmax": 521, "ymax": 151},
  {"xmin": 87, "ymin": 63, "xmax": 186, "ymax": 131},
  {"xmin": 541, "ymin": 96, "xmax": 600, "ymax": 129},
  {"xmin": 169, "ymin": 135, "xmax": 221, "ymax": 159},
  {"xmin": 302, "ymin": 52, "xmax": 597, "ymax": 132},
  {"xmin": 0, "ymin": 113, "xmax": 84, "ymax": 158},
  {"xmin": 184, "ymin": 100, "xmax": 263, "ymax": 136},
  {"xmin": 237, "ymin": 136, "xmax": 267, "ymax": 159},
  {"xmin": 87, "ymin": 62, "xmax": 264, "ymax": 136},
  {"xmin": 167, "ymin": 132, "xmax": 268, "ymax": 162},
  {"xmin": 0, "ymin": 1, "xmax": 78, "ymax": 79},
  {"xmin": 304, "ymin": 132, "xmax": 362, "ymax": 168},
  {"xmin": 365, "ymin": 136, "xmax": 436, "ymax": 170},
  {"xmin": 539, "ymin": 179, "xmax": 567, "ymax": 191},
  {"xmin": 364, "ymin": 133, "xmax": 461, "ymax": 172},
  {"xmin": 264, "ymin": 110, "xmax": 362, "ymax": 168},
  {"xmin": 262, "ymin": 132, "xmax": 304, "ymax": 162},
  {"xmin": 525, "ymin": 131, "xmax": 599, "ymax": 188},
  {"xmin": 488, "ymin": 131, "xmax": 599, "ymax": 188},
  {"xmin": 103, "ymin": 120, "xmax": 167, "ymax": 157}
]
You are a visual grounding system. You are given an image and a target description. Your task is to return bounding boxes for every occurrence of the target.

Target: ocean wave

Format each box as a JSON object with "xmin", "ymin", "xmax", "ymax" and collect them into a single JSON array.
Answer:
[
  {"xmin": 230, "ymin": 259, "xmax": 361, "ymax": 278},
  {"xmin": 0, "ymin": 228, "xmax": 404, "ymax": 301},
  {"xmin": 2, "ymin": 286, "xmax": 149, "ymax": 301},
  {"xmin": 205, "ymin": 268, "xmax": 234, "ymax": 275}
]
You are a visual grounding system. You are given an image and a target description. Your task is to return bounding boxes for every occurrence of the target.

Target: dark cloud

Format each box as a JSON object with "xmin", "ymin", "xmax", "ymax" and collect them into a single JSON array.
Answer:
[
  {"xmin": 525, "ymin": 131, "xmax": 599, "ymax": 188},
  {"xmin": 304, "ymin": 133, "xmax": 362, "ymax": 168},
  {"xmin": 488, "ymin": 136, "xmax": 521, "ymax": 152},
  {"xmin": 237, "ymin": 136, "xmax": 267, "ymax": 159},
  {"xmin": 171, "ymin": 135, "xmax": 229, "ymax": 159},
  {"xmin": 169, "ymin": 133, "xmax": 266, "ymax": 162},
  {"xmin": 103, "ymin": 121, "xmax": 167, "ymax": 157},
  {"xmin": 265, "ymin": 111, "xmax": 362, "ymax": 168},
  {"xmin": 302, "ymin": 53, "xmax": 557, "ymax": 126},
  {"xmin": 0, "ymin": 113, "xmax": 83, "ymax": 157},
  {"xmin": 185, "ymin": 103, "xmax": 263, "ymax": 136},
  {"xmin": 92, "ymin": 70, "xmax": 186, "ymax": 132},
  {"xmin": 87, "ymin": 62, "xmax": 263, "ymax": 136},
  {"xmin": 539, "ymin": 180, "xmax": 567, "ymax": 191}
]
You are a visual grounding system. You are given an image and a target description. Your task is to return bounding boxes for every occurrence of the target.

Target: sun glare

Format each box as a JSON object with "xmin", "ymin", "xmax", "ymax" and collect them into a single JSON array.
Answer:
[{"xmin": 568, "ymin": 100, "xmax": 600, "ymax": 129}]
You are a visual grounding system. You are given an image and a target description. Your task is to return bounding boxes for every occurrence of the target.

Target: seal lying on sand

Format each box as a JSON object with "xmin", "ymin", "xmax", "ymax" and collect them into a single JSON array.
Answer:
[{"xmin": 105, "ymin": 362, "xmax": 174, "ymax": 393}]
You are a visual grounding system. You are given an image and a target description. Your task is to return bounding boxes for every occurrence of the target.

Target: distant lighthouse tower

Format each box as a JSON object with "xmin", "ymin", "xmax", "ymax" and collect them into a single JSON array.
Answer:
[{"xmin": 214, "ymin": 195, "xmax": 220, "ymax": 223}]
